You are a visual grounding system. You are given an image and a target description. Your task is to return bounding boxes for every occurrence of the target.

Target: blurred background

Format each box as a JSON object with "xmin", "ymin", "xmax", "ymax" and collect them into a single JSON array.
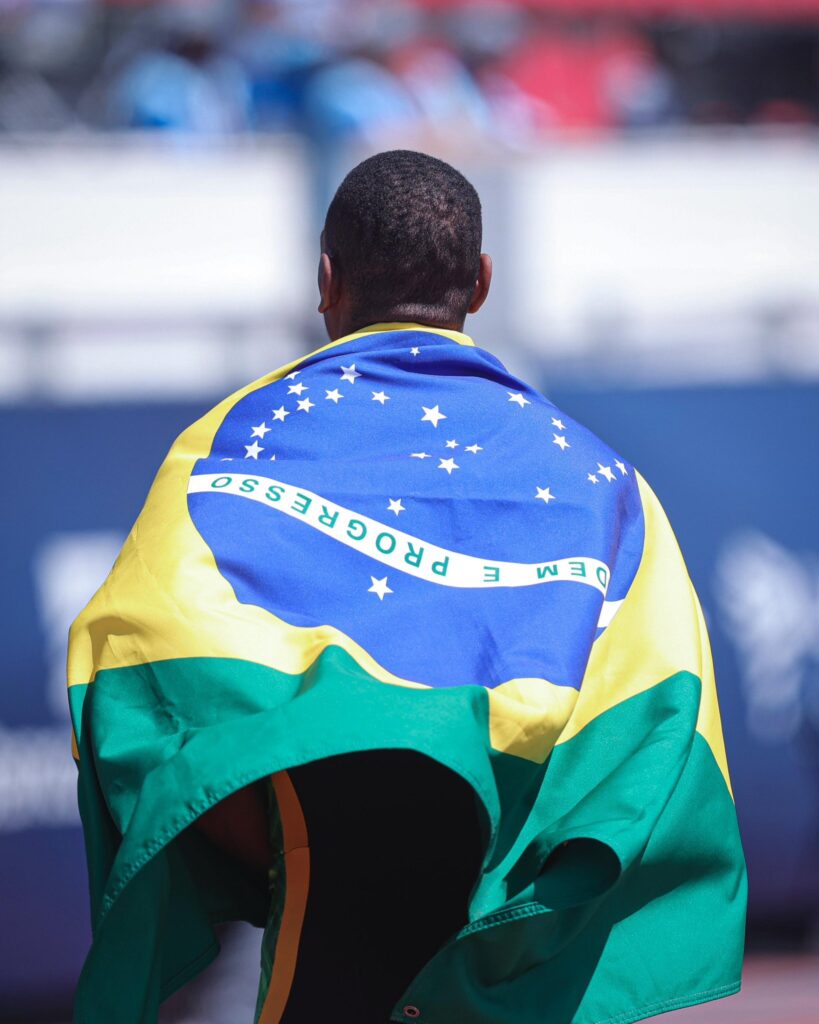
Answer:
[{"xmin": 1, "ymin": 0, "xmax": 818, "ymax": 1021}]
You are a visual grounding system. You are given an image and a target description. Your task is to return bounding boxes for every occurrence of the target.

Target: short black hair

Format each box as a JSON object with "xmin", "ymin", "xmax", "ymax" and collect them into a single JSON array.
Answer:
[{"xmin": 323, "ymin": 150, "xmax": 482, "ymax": 325}]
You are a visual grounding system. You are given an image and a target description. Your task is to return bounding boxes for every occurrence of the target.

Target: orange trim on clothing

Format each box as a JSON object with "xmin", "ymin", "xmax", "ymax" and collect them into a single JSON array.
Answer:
[{"xmin": 258, "ymin": 771, "xmax": 311, "ymax": 1024}]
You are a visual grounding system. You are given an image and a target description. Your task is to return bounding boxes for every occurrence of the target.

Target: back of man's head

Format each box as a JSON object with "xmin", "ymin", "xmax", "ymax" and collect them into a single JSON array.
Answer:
[{"xmin": 323, "ymin": 150, "xmax": 482, "ymax": 328}]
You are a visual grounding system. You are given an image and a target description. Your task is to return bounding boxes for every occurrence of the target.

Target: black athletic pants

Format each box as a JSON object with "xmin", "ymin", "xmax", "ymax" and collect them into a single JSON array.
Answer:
[{"xmin": 279, "ymin": 750, "xmax": 484, "ymax": 1023}]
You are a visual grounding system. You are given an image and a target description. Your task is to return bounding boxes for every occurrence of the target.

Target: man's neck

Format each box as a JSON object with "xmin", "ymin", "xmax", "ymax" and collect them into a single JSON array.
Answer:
[{"xmin": 329, "ymin": 311, "xmax": 466, "ymax": 342}]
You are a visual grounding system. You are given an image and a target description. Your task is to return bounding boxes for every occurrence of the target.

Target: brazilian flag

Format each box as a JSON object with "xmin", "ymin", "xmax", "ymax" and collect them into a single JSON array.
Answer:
[{"xmin": 68, "ymin": 324, "xmax": 746, "ymax": 1024}]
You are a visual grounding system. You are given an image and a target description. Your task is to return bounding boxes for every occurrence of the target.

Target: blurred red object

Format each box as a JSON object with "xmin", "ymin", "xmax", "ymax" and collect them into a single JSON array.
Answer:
[
  {"xmin": 483, "ymin": 25, "xmax": 660, "ymax": 132},
  {"xmin": 414, "ymin": 0, "xmax": 819, "ymax": 19}
]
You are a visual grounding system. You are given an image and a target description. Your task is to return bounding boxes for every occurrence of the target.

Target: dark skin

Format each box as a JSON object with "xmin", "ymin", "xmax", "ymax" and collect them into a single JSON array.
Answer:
[
  {"xmin": 317, "ymin": 232, "xmax": 493, "ymax": 341},
  {"xmin": 194, "ymin": 238, "xmax": 492, "ymax": 871},
  {"xmin": 193, "ymin": 779, "xmax": 271, "ymax": 874}
]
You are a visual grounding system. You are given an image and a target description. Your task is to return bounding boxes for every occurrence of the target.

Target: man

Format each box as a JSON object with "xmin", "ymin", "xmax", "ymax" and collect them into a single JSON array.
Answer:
[{"xmin": 68, "ymin": 151, "xmax": 746, "ymax": 1024}]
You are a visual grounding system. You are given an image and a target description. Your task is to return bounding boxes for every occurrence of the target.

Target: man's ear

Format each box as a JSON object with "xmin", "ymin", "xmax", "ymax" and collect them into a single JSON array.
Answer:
[
  {"xmin": 317, "ymin": 252, "xmax": 339, "ymax": 314},
  {"xmin": 468, "ymin": 253, "xmax": 492, "ymax": 314}
]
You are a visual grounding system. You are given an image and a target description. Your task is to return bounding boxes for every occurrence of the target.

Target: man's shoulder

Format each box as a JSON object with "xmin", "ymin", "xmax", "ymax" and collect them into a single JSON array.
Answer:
[
  {"xmin": 499, "ymin": 380, "xmax": 639, "ymax": 509},
  {"xmin": 164, "ymin": 363, "xmax": 299, "ymax": 465}
]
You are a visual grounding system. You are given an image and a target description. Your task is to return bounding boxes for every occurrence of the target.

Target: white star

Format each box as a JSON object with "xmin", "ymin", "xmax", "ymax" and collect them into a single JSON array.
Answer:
[
  {"xmin": 410, "ymin": 452, "xmax": 431, "ymax": 459},
  {"xmin": 272, "ymin": 406, "xmax": 290, "ymax": 422},
  {"xmin": 553, "ymin": 434, "xmax": 570, "ymax": 451},
  {"xmin": 421, "ymin": 405, "xmax": 446, "ymax": 428},
  {"xmin": 615, "ymin": 460, "xmax": 628, "ymax": 476},
  {"xmin": 587, "ymin": 473, "xmax": 598, "ymax": 484},
  {"xmin": 288, "ymin": 382, "xmax": 308, "ymax": 396},
  {"xmin": 251, "ymin": 421, "xmax": 270, "ymax": 439},
  {"xmin": 535, "ymin": 486, "xmax": 555, "ymax": 503},
  {"xmin": 269, "ymin": 454, "xmax": 277, "ymax": 461},
  {"xmin": 368, "ymin": 576, "xmax": 393, "ymax": 601},
  {"xmin": 297, "ymin": 397, "xmax": 314, "ymax": 413},
  {"xmin": 438, "ymin": 457, "xmax": 459, "ymax": 475},
  {"xmin": 284, "ymin": 370, "xmax": 300, "ymax": 380},
  {"xmin": 597, "ymin": 463, "xmax": 616, "ymax": 482},
  {"xmin": 387, "ymin": 498, "xmax": 405, "ymax": 516},
  {"xmin": 508, "ymin": 391, "xmax": 530, "ymax": 407},
  {"xmin": 340, "ymin": 363, "xmax": 361, "ymax": 384},
  {"xmin": 445, "ymin": 439, "xmax": 459, "ymax": 449},
  {"xmin": 410, "ymin": 347, "xmax": 421, "ymax": 356},
  {"xmin": 244, "ymin": 441, "xmax": 263, "ymax": 459},
  {"xmin": 372, "ymin": 390, "xmax": 390, "ymax": 405},
  {"xmin": 465, "ymin": 443, "xmax": 483, "ymax": 454},
  {"xmin": 325, "ymin": 388, "xmax": 343, "ymax": 403},
  {"xmin": 551, "ymin": 417, "xmax": 566, "ymax": 431}
]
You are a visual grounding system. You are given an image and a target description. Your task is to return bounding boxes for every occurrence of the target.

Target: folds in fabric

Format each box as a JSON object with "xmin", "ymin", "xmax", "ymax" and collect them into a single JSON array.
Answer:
[{"xmin": 67, "ymin": 325, "xmax": 746, "ymax": 1024}]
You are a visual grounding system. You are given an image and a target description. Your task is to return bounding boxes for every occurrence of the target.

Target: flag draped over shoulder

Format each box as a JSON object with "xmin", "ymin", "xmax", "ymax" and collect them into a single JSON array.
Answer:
[{"xmin": 67, "ymin": 323, "xmax": 746, "ymax": 1024}]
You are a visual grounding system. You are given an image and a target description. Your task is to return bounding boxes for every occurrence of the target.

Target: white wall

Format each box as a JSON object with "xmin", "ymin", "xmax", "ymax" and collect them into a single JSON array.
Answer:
[
  {"xmin": 0, "ymin": 137, "xmax": 310, "ymax": 318},
  {"xmin": 509, "ymin": 135, "xmax": 819, "ymax": 371},
  {"xmin": 1, "ymin": 133, "xmax": 817, "ymax": 398}
]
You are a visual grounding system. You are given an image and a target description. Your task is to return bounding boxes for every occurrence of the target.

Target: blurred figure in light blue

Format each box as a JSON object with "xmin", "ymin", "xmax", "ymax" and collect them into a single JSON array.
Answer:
[{"xmin": 106, "ymin": 2, "xmax": 251, "ymax": 134}]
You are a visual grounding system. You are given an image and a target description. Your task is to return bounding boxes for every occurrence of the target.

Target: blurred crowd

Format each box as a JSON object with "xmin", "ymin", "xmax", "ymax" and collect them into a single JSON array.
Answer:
[{"xmin": 0, "ymin": 0, "xmax": 818, "ymax": 146}]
